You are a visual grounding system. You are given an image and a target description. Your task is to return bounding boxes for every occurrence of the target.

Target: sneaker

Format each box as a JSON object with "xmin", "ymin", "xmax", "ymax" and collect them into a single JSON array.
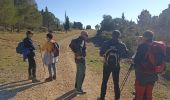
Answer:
[
  {"xmin": 76, "ymin": 90, "xmax": 86, "ymax": 95},
  {"xmin": 53, "ymin": 75, "xmax": 56, "ymax": 80},
  {"xmin": 97, "ymin": 97, "xmax": 105, "ymax": 100},
  {"xmin": 45, "ymin": 77, "xmax": 53, "ymax": 82},
  {"xmin": 32, "ymin": 78, "xmax": 40, "ymax": 83}
]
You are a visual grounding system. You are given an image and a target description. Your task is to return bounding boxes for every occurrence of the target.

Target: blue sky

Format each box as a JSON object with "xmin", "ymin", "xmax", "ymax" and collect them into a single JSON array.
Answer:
[{"xmin": 36, "ymin": 0, "xmax": 170, "ymax": 28}]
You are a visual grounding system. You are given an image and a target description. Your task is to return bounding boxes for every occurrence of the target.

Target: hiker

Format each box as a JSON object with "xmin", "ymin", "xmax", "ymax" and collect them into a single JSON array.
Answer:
[
  {"xmin": 69, "ymin": 31, "xmax": 88, "ymax": 94},
  {"xmin": 41, "ymin": 32, "xmax": 59, "ymax": 82},
  {"xmin": 132, "ymin": 36, "xmax": 144, "ymax": 59},
  {"xmin": 97, "ymin": 30, "xmax": 129, "ymax": 100},
  {"xmin": 23, "ymin": 31, "xmax": 39, "ymax": 82},
  {"xmin": 133, "ymin": 30, "xmax": 159, "ymax": 100}
]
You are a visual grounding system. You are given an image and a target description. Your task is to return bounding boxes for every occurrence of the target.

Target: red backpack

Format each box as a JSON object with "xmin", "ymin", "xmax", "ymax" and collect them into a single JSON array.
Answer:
[
  {"xmin": 166, "ymin": 45, "xmax": 170, "ymax": 63},
  {"xmin": 144, "ymin": 41, "xmax": 166, "ymax": 74}
]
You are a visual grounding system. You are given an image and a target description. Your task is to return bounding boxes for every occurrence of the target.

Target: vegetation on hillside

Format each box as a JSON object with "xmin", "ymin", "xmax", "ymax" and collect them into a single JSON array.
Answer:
[
  {"xmin": 0, "ymin": 0, "xmax": 85, "ymax": 32},
  {"xmin": 94, "ymin": 4, "xmax": 170, "ymax": 85}
]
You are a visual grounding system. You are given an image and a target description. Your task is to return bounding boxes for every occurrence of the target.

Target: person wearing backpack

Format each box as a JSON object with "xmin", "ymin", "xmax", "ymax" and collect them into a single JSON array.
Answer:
[
  {"xmin": 41, "ymin": 33, "xmax": 59, "ymax": 82},
  {"xmin": 69, "ymin": 31, "xmax": 88, "ymax": 94},
  {"xmin": 134, "ymin": 30, "xmax": 163, "ymax": 100},
  {"xmin": 97, "ymin": 30, "xmax": 129, "ymax": 100},
  {"xmin": 23, "ymin": 31, "xmax": 39, "ymax": 83}
]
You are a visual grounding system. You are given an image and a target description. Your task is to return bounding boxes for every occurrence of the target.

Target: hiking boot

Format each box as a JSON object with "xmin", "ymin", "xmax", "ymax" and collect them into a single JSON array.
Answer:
[
  {"xmin": 45, "ymin": 77, "xmax": 53, "ymax": 82},
  {"xmin": 97, "ymin": 97, "xmax": 105, "ymax": 100},
  {"xmin": 32, "ymin": 78, "xmax": 40, "ymax": 83},
  {"xmin": 53, "ymin": 75, "xmax": 56, "ymax": 80},
  {"xmin": 28, "ymin": 76, "xmax": 33, "ymax": 80},
  {"xmin": 76, "ymin": 90, "xmax": 86, "ymax": 95}
]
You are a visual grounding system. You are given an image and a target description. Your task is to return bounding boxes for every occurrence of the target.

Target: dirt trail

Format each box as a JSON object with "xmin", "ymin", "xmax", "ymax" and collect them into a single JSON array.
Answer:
[
  {"xmin": 0, "ymin": 31, "xmax": 170, "ymax": 100},
  {"xmin": 12, "ymin": 34, "xmax": 78, "ymax": 100}
]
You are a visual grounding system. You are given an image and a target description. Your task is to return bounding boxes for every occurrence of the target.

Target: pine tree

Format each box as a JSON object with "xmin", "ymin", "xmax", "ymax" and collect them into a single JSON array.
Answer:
[
  {"xmin": 64, "ymin": 11, "xmax": 70, "ymax": 32},
  {"xmin": 122, "ymin": 12, "xmax": 125, "ymax": 20},
  {"xmin": 13, "ymin": 0, "xmax": 42, "ymax": 31},
  {"xmin": 0, "ymin": 0, "xmax": 16, "ymax": 31},
  {"xmin": 41, "ymin": 7, "xmax": 60, "ymax": 31}
]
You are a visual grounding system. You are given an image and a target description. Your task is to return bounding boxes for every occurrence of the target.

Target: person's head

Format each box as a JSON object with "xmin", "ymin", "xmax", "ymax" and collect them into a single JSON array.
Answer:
[
  {"xmin": 26, "ymin": 31, "xmax": 33, "ymax": 38},
  {"xmin": 46, "ymin": 33, "xmax": 53, "ymax": 41},
  {"xmin": 112, "ymin": 30, "xmax": 121, "ymax": 41},
  {"xmin": 80, "ymin": 31, "xmax": 88, "ymax": 41},
  {"xmin": 136, "ymin": 36, "xmax": 144, "ymax": 45},
  {"xmin": 143, "ymin": 30, "xmax": 154, "ymax": 42}
]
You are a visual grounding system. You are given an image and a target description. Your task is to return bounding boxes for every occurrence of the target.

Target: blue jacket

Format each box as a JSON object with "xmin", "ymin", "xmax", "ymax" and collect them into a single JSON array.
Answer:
[{"xmin": 23, "ymin": 37, "xmax": 35, "ymax": 57}]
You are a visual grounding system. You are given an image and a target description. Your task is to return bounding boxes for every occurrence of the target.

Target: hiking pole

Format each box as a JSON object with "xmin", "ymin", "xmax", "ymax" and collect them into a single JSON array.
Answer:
[
  {"xmin": 120, "ymin": 64, "xmax": 134, "ymax": 93},
  {"xmin": 38, "ymin": 45, "xmax": 46, "ymax": 76}
]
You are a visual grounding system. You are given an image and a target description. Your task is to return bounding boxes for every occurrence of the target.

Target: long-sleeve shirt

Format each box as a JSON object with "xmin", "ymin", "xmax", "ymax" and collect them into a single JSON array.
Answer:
[
  {"xmin": 69, "ymin": 37, "xmax": 86, "ymax": 64},
  {"xmin": 100, "ymin": 39, "xmax": 129, "ymax": 58},
  {"xmin": 23, "ymin": 37, "xmax": 35, "ymax": 52},
  {"xmin": 23, "ymin": 37, "xmax": 35, "ymax": 57}
]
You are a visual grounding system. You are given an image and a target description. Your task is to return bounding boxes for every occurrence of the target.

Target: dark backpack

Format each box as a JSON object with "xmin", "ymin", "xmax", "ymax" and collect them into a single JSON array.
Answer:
[
  {"xmin": 105, "ymin": 47, "xmax": 120, "ymax": 66},
  {"xmin": 52, "ymin": 42, "xmax": 60, "ymax": 57},
  {"xmin": 143, "ymin": 41, "xmax": 166, "ymax": 74},
  {"xmin": 16, "ymin": 41, "xmax": 25, "ymax": 54},
  {"xmin": 69, "ymin": 39, "xmax": 78, "ymax": 53}
]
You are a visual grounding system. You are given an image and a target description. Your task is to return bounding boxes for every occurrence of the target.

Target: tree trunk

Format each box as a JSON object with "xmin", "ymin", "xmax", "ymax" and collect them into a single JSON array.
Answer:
[
  {"xmin": 48, "ymin": 21, "xmax": 50, "ymax": 32},
  {"xmin": 16, "ymin": 24, "xmax": 20, "ymax": 34},
  {"xmin": 11, "ymin": 25, "xmax": 14, "ymax": 32},
  {"xmin": 4, "ymin": 24, "xmax": 7, "ymax": 31}
]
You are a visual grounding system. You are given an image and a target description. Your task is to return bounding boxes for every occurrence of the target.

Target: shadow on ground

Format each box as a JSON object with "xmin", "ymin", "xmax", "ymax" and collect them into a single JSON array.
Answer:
[
  {"xmin": 56, "ymin": 89, "xmax": 77, "ymax": 100},
  {"xmin": 0, "ymin": 80, "xmax": 46, "ymax": 100}
]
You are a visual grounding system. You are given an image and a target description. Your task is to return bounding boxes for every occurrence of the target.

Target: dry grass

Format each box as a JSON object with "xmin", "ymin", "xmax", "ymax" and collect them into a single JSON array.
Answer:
[
  {"xmin": 0, "ymin": 29, "xmax": 169, "ymax": 99},
  {"xmin": 0, "ymin": 30, "xmax": 81, "ymax": 83},
  {"xmin": 87, "ymin": 34, "xmax": 170, "ymax": 100}
]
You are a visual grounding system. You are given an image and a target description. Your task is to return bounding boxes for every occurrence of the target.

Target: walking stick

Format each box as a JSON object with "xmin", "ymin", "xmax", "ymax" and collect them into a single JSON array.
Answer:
[
  {"xmin": 38, "ymin": 45, "xmax": 46, "ymax": 76},
  {"xmin": 120, "ymin": 64, "xmax": 134, "ymax": 93}
]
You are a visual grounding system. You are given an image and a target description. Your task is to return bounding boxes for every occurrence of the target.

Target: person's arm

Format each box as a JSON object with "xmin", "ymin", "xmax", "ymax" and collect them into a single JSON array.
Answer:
[
  {"xmin": 76, "ymin": 40, "xmax": 85, "ymax": 57},
  {"xmin": 100, "ymin": 41, "xmax": 108, "ymax": 57},
  {"xmin": 134, "ymin": 44, "xmax": 147, "ymax": 66},
  {"xmin": 23, "ymin": 38, "xmax": 35, "ymax": 50},
  {"xmin": 119, "ymin": 43, "xmax": 129, "ymax": 58},
  {"xmin": 69, "ymin": 39, "xmax": 77, "ymax": 53}
]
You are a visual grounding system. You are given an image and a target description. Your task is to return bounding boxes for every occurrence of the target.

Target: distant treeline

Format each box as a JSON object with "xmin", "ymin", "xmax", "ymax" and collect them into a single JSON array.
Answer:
[
  {"xmin": 0, "ymin": 0, "xmax": 86, "ymax": 32},
  {"xmin": 95, "ymin": 4, "xmax": 170, "ymax": 55}
]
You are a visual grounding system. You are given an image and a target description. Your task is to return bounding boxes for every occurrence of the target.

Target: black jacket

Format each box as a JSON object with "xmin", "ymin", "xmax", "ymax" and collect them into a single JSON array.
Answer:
[
  {"xmin": 69, "ymin": 37, "xmax": 86, "ymax": 63},
  {"xmin": 100, "ymin": 39, "xmax": 128, "ymax": 58},
  {"xmin": 23, "ymin": 37, "xmax": 35, "ymax": 57},
  {"xmin": 134, "ymin": 42, "xmax": 158, "ymax": 84},
  {"xmin": 100, "ymin": 39, "xmax": 129, "ymax": 67}
]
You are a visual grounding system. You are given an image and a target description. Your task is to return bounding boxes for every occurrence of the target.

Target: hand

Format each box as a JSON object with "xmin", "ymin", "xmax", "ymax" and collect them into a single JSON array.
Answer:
[
  {"xmin": 101, "ymin": 58, "xmax": 106, "ymax": 63},
  {"xmin": 126, "ymin": 59, "xmax": 134, "ymax": 65},
  {"xmin": 76, "ymin": 56, "xmax": 84, "ymax": 59}
]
